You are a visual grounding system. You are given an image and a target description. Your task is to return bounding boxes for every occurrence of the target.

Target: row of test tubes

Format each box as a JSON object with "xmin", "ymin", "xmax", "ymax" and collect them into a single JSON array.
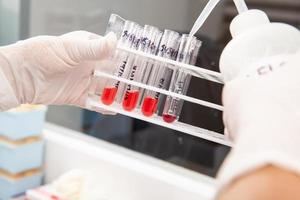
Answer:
[{"xmin": 96, "ymin": 14, "xmax": 202, "ymax": 124}]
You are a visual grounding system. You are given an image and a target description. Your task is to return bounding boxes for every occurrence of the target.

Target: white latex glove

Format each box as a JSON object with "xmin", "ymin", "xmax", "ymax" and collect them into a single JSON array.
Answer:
[
  {"xmin": 218, "ymin": 51, "xmax": 300, "ymax": 190},
  {"xmin": 0, "ymin": 31, "xmax": 117, "ymax": 111}
]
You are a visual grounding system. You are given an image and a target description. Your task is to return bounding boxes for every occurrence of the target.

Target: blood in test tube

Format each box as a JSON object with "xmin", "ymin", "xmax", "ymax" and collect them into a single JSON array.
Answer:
[
  {"xmin": 122, "ymin": 90, "xmax": 140, "ymax": 111},
  {"xmin": 141, "ymin": 30, "xmax": 181, "ymax": 117},
  {"xmin": 162, "ymin": 35, "xmax": 202, "ymax": 123},
  {"xmin": 100, "ymin": 19, "xmax": 140, "ymax": 105},
  {"xmin": 141, "ymin": 97, "xmax": 158, "ymax": 117},
  {"xmin": 162, "ymin": 113, "xmax": 177, "ymax": 123},
  {"xmin": 122, "ymin": 25, "xmax": 162, "ymax": 111},
  {"xmin": 101, "ymin": 87, "xmax": 118, "ymax": 105}
]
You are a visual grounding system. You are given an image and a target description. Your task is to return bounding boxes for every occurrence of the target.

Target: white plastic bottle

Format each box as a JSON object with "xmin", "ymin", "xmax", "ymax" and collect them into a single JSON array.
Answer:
[{"xmin": 220, "ymin": 9, "xmax": 300, "ymax": 82}]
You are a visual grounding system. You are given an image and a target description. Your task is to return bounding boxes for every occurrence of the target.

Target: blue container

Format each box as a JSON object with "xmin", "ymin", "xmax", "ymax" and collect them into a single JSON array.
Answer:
[
  {"xmin": 0, "ymin": 106, "xmax": 47, "ymax": 140},
  {"xmin": 0, "ymin": 140, "xmax": 44, "ymax": 174},
  {"xmin": 0, "ymin": 172, "xmax": 43, "ymax": 200}
]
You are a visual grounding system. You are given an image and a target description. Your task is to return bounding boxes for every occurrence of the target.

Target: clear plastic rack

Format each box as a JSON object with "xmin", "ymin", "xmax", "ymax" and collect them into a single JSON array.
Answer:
[{"xmin": 87, "ymin": 45, "xmax": 232, "ymax": 147}]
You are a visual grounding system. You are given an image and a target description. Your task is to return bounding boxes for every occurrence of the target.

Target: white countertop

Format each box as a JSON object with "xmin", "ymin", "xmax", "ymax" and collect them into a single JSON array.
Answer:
[{"xmin": 43, "ymin": 123, "xmax": 217, "ymax": 200}]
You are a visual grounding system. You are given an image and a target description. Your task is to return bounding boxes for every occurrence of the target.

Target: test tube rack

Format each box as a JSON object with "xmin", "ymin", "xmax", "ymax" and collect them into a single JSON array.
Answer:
[{"xmin": 87, "ymin": 45, "xmax": 232, "ymax": 147}]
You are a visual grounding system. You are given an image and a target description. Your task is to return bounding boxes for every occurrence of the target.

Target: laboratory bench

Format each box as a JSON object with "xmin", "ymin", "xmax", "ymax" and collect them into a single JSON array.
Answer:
[{"xmin": 40, "ymin": 123, "xmax": 217, "ymax": 200}]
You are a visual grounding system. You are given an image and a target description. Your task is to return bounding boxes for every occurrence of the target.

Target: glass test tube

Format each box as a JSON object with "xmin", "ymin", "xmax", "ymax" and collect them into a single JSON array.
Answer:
[
  {"xmin": 93, "ymin": 14, "xmax": 124, "ymax": 97},
  {"xmin": 136, "ymin": 31, "xmax": 164, "ymax": 109},
  {"xmin": 100, "ymin": 20, "xmax": 141, "ymax": 105},
  {"xmin": 141, "ymin": 30, "xmax": 181, "ymax": 117},
  {"xmin": 122, "ymin": 25, "xmax": 163, "ymax": 111},
  {"xmin": 114, "ymin": 25, "xmax": 144, "ymax": 104},
  {"xmin": 105, "ymin": 14, "xmax": 125, "ymax": 38},
  {"xmin": 162, "ymin": 35, "xmax": 202, "ymax": 123}
]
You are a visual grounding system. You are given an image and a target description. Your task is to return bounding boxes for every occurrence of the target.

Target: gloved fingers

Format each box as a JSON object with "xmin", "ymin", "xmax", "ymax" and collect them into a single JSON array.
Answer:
[
  {"xmin": 224, "ymin": 128, "xmax": 230, "ymax": 139},
  {"xmin": 66, "ymin": 32, "xmax": 117, "ymax": 62},
  {"xmin": 222, "ymin": 82, "xmax": 240, "ymax": 142},
  {"xmin": 61, "ymin": 30, "xmax": 101, "ymax": 40},
  {"xmin": 221, "ymin": 72, "xmax": 263, "ymax": 142}
]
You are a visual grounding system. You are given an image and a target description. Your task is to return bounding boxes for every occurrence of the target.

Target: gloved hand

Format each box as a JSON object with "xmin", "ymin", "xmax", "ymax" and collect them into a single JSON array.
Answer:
[
  {"xmin": 0, "ymin": 31, "xmax": 117, "ymax": 111},
  {"xmin": 218, "ymin": 51, "xmax": 300, "ymax": 190}
]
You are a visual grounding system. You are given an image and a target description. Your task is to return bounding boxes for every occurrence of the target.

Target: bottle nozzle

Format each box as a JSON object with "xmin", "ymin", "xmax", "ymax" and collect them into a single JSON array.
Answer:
[
  {"xmin": 189, "ymin": 0, "xmax": 248, "ymax": 37},
  {"xmin": 233, "ymin": 0, "xmax": 248, "ymax": 13}
]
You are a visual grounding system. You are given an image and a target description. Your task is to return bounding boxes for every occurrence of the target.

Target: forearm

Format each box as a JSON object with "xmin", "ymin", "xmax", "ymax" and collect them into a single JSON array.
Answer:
[{"xmin": 217, "ymin": 165, "xmax": 300, "ymax": 200}]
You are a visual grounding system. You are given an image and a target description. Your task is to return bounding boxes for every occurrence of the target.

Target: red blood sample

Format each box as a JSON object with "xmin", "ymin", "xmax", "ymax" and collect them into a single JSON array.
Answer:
[
  {"xmin": 163, "ymin": 114, "xmax": 177, "ymax": 123},
  {"xmin": 142, "ymin": 97, "xmax": 158, "ymax": 117},
  {"xmin": 123, "ymin": 90, "xmax": 139, "ymax": 111},
  {"xmin": 36, "ymin": 188, "xmax": 61, "ymax": 200},
  {"xmin": 51, "ymin": 195, "xmax": 60, "ymax": 200},
  {"xmin": 101, "ymin": 87, "xmax": 117, "ymax": 105}
]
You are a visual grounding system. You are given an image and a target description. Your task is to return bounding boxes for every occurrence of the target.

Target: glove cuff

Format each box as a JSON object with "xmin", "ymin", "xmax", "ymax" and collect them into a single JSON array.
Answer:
[
  {"xmin": 217, "ymin": 150, "xmax": 300, "ymax": 194},
  {"xmin": 217, "ymin": 122, "xmax": 300, "ymax": 196}
]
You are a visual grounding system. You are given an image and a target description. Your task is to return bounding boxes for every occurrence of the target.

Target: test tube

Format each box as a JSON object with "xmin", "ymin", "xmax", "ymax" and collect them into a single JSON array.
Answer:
[
  {"xmin": 105, "ymin": 14, "xmax": 125, "ymax": 38},
  {"xmin": 140, "ymin": 30, "xmax": 181, "ymax": 117},
  {"xmin": 162, "ymin": 35, "xmax": 202, "ymax": 123},
  {"xmin": 121, "ymin": 25, "xmax": 162, "ymax": 111},
  {"xmin": 93, "ymin": 14, "xmax": 124, "ymax": 97},
  {"xmin": 135, "ymin": 30, "xmax": 164, "ymax": 109},
  {"xmin": 100, "ymin": 20, "xmax": 142, "ymax": 105},
  {"xmin": 114, "ymin": 25, "xmax": 144, "ymax": 104}
]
